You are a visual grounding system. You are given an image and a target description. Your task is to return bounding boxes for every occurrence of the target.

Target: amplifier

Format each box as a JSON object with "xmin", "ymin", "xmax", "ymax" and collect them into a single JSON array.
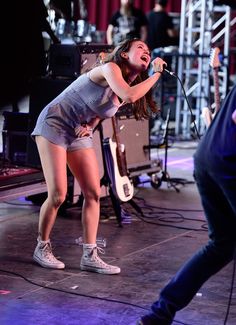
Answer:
[
  {"xmin": 27, "ymin": 77, "xmax": 73, "ymax": 167},
  {"xmin": 73, "ymin": 117, "xmax": 162, "ymax": 200},
  {"xmin": 115, "ymin": 103, "xmax": 134, "ymax": 119},
  {"xmin": 2, "ymin": 111, "xmax": 29, "ymax": 165},
  {"xmin": 49, "ymin": 43, "xmax": 113, "ymax": 78}
]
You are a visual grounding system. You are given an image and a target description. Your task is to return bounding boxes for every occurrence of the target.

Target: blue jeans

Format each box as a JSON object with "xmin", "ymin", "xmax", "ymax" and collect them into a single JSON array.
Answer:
[{"xmin": 145, "ymin": 159, "xmax": 236, "ymax": 324}]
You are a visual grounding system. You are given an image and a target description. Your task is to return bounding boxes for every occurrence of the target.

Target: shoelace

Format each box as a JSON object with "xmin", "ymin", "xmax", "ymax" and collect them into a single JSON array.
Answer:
[
  {"xmin": 96, "ymin": 246, "xmax": 105, "ymax": 255},
  {"xmin": 90, "ymin": 247, "xmax": 115, "ymax": 268},
  {"xmin": 42, "ymin": 243, "xmax": 57, "ymax": 261}
]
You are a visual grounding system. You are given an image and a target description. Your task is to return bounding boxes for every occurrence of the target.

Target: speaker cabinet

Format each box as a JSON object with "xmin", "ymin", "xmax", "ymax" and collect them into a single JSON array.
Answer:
[
  {"xmin": 49, "ymin": 43, "xmax": 113, "ymax": 78},
  {"xmin": 117, "ymin": 117, "xmax": 150, "ymax": 166},
  {"xmin": 73, "ymin": 117, "xmax": 151, "ymax": 199},
  {"xmin": 2, "ymin": 111, "xmax": 29, "ymax": 165},
  {"xmin": 49, "ymin": 44, "xmax": 80, "ymax": 78},
  {"xmin": 27, "ymin": 77, "xmax": 73, "ymax": 167}
]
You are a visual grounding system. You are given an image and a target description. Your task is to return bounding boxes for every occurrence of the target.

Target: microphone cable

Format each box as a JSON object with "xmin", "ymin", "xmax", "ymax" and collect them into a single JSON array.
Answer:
[{"xmin": 164, "ymin": 68, "xmax": 201, "ymax": 140}]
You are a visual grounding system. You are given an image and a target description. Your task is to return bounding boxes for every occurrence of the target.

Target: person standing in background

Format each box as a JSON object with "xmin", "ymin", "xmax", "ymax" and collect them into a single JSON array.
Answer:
[
  {"xmin": 106, "ymin": 0, "xmax": 148, "ymax": 46},
  {"xmin": 146, "ymin": 0, "xmax": 178, "ymax": 51},
  {"xmin": 146, "ymin": 0, "xmax": 179, "ymax": 134}
]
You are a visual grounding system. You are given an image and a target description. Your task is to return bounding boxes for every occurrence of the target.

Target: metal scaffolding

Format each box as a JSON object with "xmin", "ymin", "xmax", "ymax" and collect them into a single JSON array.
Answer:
[{"xmin": 175, "ymin": 0, "xmax": 231, "ymax": 138}]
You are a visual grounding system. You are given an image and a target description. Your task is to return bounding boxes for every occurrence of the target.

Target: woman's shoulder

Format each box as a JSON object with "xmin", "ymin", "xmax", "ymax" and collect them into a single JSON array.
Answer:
[
  {"xmin": 88, "ymin": 62, "xmax": 121, "ymax": 86},
  {"xmin": 101, "ymin": 61, "xmax": 120, "ymax": 72},
  {"xmin": 100, "ymin": 62, "xmax": 122, "ymax": 79}
]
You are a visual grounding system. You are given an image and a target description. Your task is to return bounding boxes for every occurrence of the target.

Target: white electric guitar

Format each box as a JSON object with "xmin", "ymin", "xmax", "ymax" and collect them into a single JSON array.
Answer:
[
  {"xmin": 202, "ymin": 47, "xmax": 221, "ymax": 127},
  {"xmin": 107, "ymin": 116, "xmax": 134, "ymax": 202}
]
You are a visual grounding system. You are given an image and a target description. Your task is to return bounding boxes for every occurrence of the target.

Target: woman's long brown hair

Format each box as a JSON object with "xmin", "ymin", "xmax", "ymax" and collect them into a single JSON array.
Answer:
[{"xmin": 103, "ymin": 38, "xmax": 159, "ymax": 120}]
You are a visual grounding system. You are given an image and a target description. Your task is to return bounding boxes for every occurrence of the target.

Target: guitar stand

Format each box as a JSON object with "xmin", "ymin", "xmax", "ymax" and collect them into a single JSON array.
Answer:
[
  {"xmin": 98, "ymin": 121, "xmax": 146, "ymax": 226},
  {"xmin": 98, "ymin": 122, "xmax": 123, "ymax": 227},
  {"xmin": 74, "ymin": 122, "xmax": 144, "ymax": 227}
]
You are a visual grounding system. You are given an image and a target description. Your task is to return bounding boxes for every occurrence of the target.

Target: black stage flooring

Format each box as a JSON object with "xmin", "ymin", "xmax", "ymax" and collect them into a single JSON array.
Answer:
[{"xmin": 0, "ymin": 141, "xmax": 236, "ymax": 325}]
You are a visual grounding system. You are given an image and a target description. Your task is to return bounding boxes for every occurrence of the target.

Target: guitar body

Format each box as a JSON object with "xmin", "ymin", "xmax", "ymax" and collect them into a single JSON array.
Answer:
[{"xmin": 107, "ymin": 138, "xmax": 134, "ymax": 202}]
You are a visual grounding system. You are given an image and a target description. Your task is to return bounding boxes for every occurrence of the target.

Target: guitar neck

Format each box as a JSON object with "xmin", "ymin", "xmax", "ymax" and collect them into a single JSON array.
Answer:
[
  {"xmin": 111, "ymin": 116, "xmax": 120, "ymax": 147},
  {"xmin": 213, "ymin": 67, "xmax": 220, "ymax": 114},
  {"xmin": 111, "ymin": 116, "xmax": 127, "ymax": 176}
]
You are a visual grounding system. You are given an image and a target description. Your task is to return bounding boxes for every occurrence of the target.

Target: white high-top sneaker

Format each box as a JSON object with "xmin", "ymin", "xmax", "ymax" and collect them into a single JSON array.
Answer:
[
  {"xmin": 80, "ymin": 244, "xmax": 120, "ymax": 275},
  {"xmin": 33, "ymin": 238, "xmax": 65, "ymax": 269}
]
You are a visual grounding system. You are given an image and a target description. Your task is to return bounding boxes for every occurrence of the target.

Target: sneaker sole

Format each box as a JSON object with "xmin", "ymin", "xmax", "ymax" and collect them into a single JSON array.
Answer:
[
  {"xmin": 33, "ymin": 255, "xmax": 65, "ymax": 269},
  {"xmin": 80, "ymin": 264, "xmax": 120, "ymax": 275}
]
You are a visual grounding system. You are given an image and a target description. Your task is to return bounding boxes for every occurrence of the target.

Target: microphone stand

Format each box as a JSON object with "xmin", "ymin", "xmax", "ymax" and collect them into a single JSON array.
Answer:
[
  {"xmin": 158, "ymin": 107, "xmax": 180, "ymax": 192},
  {"xmin": 145, "ymin": 105, "xmax": 190, "ymax": 192}
]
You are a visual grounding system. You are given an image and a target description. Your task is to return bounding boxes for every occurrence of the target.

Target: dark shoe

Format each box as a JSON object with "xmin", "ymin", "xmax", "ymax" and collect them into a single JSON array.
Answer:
[
  {"xmin": 137, "ymin": 315, "xmax": 157, "ymax": 325},
  {"xmin": 137, "ymin": 313, "xmax": 171, "ymax": 325}
]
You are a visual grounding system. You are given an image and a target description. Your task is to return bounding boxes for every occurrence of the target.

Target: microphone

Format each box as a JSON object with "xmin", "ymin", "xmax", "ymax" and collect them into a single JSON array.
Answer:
[
  {"xmin": 152, "ymin": 60, "xmax": 175, "ymax": 76},
  {"xmin": 164, "ymin": 68, "xmax": 175, "ymax": 76}
]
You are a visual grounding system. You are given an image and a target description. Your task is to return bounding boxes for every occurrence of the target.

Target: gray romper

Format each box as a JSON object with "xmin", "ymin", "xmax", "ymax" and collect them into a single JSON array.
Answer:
[{"xmin": 31, "ymin": 73, "xmax": 119, "ymax": 151}]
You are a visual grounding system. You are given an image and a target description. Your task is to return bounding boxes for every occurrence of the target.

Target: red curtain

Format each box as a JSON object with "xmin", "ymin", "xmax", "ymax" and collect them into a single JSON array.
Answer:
[{"xmin": 85, "ymin": 0, "xmax": 181, "ymax": 32}]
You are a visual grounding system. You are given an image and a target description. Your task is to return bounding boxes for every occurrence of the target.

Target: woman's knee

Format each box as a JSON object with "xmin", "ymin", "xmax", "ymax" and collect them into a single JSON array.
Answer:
[
  {"xmin": 48, "ymin": 190, "xmax": 67, "ymax": 208},
  {"xmin": 83, "ymin": 188, "xmax": 101, "ymax": 203}
]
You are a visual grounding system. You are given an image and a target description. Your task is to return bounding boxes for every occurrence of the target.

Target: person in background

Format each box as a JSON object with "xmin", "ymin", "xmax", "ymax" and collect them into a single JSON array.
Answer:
[
  {"xmin": 106, "ymin": 0, "xmax": 148, "ymax": 46},
  {"xmin": 137, "ymin": 84, "xmax": 236, "ymax": 324},
  {"xmin": 146, "ymin": 0, "xmax": 178, "ymax": 51},
  {"xmin": 146, "ymin": 0, "xmax": 179, "ymax": 135},
  {"xmin": 31, "ymin": 38, "xmax": 166, "ymax": 275}
]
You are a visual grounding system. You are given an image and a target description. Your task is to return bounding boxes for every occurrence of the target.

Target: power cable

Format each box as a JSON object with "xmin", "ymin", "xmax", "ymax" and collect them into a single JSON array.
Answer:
[{"xmin": 0, "ymin": 268, "xmax": 192, "ymax": 325}]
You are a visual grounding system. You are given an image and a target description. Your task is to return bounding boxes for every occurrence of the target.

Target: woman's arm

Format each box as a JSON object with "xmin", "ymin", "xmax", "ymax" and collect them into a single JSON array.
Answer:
[{"xmin": 100, "ymin": 59, "xmax": 165, "ymax": 103}]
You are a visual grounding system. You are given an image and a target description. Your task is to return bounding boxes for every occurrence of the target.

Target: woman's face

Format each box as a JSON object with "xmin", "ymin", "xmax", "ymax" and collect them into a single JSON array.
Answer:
[{"xmin": 124, "ymin": 41, "xmax": 151, "ymax": 72}]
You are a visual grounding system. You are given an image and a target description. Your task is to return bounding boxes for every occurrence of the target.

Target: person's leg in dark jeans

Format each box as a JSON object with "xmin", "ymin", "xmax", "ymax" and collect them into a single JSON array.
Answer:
[{"xmin": 138, "ymin": 163, "xmax": 236, "ymax": 324}]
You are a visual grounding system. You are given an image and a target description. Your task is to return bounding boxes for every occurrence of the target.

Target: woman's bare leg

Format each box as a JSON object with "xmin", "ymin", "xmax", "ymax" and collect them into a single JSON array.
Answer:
[
  {"xmin": 68, "ymin": 147, "xmax": 121, "ymax": 274},
  {"xmin": 35, "ymin": 136, "xmax": 68, "ymax": 240},
  {"xmin": 67, "ymin": 148, "xmax": 101, "ymax": 244}
]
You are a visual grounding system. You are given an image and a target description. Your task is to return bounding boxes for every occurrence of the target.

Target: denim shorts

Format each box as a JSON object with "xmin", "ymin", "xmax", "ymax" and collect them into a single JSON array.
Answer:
[{"xmin": 31, "ymin": 121, "xmax": 93, "ymax": 152}]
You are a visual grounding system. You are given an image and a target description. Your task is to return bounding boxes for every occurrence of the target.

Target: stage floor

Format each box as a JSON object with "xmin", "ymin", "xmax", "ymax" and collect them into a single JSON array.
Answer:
[{"xmin": 0, "ymin": 140, "xmax": 235, "ymax": 325}]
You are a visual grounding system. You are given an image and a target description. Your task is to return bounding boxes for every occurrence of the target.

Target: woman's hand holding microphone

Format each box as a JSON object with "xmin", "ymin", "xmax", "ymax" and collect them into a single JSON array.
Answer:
[{"xmin": 151, "ymin": 57, "xmax": 167, "ymax": 74}]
